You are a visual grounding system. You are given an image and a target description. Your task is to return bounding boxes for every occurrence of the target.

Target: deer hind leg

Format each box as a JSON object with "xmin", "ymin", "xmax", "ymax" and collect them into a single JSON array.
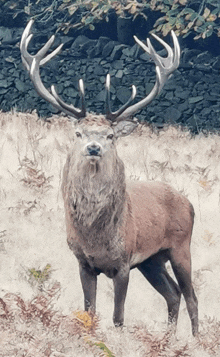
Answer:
[
  {"xmin": 138, "ymin": 254, "xmax": 181, "ymax": 329},
  {"xmin": 79, "ymin": 262, "xmax": 98, "ymax": 313},
  {"xmin": 170, "ymin": 246, "xmax": 198, "ymax": 336}
]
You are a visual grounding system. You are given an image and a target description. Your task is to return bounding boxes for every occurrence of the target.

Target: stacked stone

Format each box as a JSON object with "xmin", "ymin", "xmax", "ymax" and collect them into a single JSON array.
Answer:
[{"xmin": 0, "ymin": 26, "xmax": 220, "ymax": 132}]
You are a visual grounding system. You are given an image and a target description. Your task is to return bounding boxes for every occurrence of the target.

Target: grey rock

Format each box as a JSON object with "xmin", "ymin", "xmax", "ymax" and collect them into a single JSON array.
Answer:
[
  {"xmin": 204, "ymin": 94, "xmax": 219, "ymax": 102},
  {"xmin": 122, "ymin": 47, "xmax": 134, "ymax": 57},
  {"xmin": 201, "ymin": 107, "xmax": 212, "ymax": 116},
  {"xmin": 182, "ymin": 49, "xmax": 201, "ymax": 64},
  {"xmin": 93, "ymin": 64, "xmax": 105, "ymax": 76},
  {"xmin": 160, "ymin": 101, "xmax": 172, "ymax": 107},
  {"xmin": 0, "ymin": 88, "xmax": 8, "ymax": 94},
  {"xmin": 87, "ymin": 65, "xmax": 94, "ymax": 73},
  {"xmin": 0, "ymin": 27, "xmax": 16, "ymax": 44},
  {"xmin": 112, "ymin": 60, "xmax": 124, "ymax": 70},
  {"xmin": 109, "ymin": 76, "xmax": 121, "ymax": 87},
  {"xmin": 15, "ymin": 79, "xmax": 26, "ymax": 92},
  {"xmin": 63, "ymin": 87, "xmax": 78, "ymax": 98},
  {"xmin": 115, "ymin": 70, "xmax": 123, "ymax": 79},
  {"xmin": 0, "ymin": 79, "xmax": 8, "ymax": 88},
  {"xmin": 175, "ymin": 89, "xmax": 190, "ymax": 100},
  {"xmin": 213, "ymin": 58, "xmax": 220, "ymax": 70},
  {"xmin": 195, "ymin": 64, "xmax": 212, "ymax": 73},
  {"xmin": 116, "ymin": 87, "xmax": 132, "ymax": 104},
  {"xmin": 102, "ymin": 41, "xmax": 116, "ymax": 58},
  {"xmin": 59, "ymin": 36, "xmax": 74, "ymax": 47},
  {"xmin": 81, "ymin": 39, "xmax": 97, "ymax": 54},
  {"xmin": 165, "ymin": 91, "xmax": 174, "ymax": 101},
  {"xmin": 195, "ymin": 51, "xmax": 213, "ymax": 65},
  {"xmin": 88, "ymin": 37, "xmax": 110, "ymax": 58},
  {"xmin": 71, "ymin": 35, "xmax": 90, "ymax": 49},
  {"xmin": 188, "ymin": 96, "xmax": 203, "ymax": 104},
  {"xmin": 95, "ymin": 89, "xmax": 106, "ymax": 102},
  {"xmin": 178, "ymin": 100, "xmax": 189, "ymax": 112},
  {"xmin": 163, "ymin": 107, "xmax": 182, "ymax": 121},
  {"xmin": 63, "ymin": 80, "xmax": 74, "ymax": 88},
  {"xmin": 110, "ymin": 45, "xmax": 126, "ymax": 61},
  {"xmin": 99, "ymin": 76, "xmax": 106, "ymax": 84},
  {"xmin": 140, "ymin": 52, "xmax": 151, "ymax": 62},
  {"xmin": 122, "ymin": 44, "xmax": 139, "ymax": 58},
  {"xmin": 66, "ymin": 69, "xmax": 75, "ymax": 76},
  {"xmin": 163, "ymin": 83, "xmax": 178, "ymax": 90},
  {"xmin": 145, "ymin": 82, "xmax": 154, "ymax": 94},
  {"xmin": 187, "ymin": 114, "xmax": 199, "ymax": 130}
]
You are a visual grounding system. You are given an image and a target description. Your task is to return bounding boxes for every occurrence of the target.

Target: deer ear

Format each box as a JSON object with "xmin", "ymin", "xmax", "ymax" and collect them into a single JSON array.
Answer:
[{"xmin": 112, "ymin": 120, "xmax": 138, "ymax": 138}]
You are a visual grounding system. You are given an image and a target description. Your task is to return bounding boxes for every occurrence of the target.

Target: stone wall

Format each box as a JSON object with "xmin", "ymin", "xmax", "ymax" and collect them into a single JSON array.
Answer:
[{"xmin": 0, "ymin": 26, "xmax": 220, "ymax": 133}]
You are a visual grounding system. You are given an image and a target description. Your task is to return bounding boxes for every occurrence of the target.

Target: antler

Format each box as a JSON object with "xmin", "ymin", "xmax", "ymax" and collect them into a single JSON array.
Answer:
[
  {"xmin": 106, "ymin": 31, "xmax": 180, "ymax": 122},
  {"xmin": 21, "ymin": 20, "xmax": 180, "ymax": 123},
  {"xmin": 20, "ymin": 19, "xmax": 86, "ymax": 119}
]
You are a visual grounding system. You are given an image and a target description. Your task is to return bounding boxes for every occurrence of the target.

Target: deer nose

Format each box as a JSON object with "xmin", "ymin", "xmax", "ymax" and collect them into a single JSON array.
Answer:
[{"xmin": 86, "ymin": 142, "xmax": 101, "ymax": 156}]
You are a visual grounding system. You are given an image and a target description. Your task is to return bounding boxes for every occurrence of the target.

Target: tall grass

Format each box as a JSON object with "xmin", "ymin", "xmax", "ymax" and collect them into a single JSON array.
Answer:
[{"xmin": 0, "ymin": 111, "xmax": 220, "ymax": 356}]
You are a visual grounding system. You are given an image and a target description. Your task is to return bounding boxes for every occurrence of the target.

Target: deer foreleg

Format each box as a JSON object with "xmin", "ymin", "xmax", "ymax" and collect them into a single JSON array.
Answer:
[
  {"xmin": 79, "ymin": 263, "xmax": 97, "ymax": 312},
  {"xmin": 113, "ymin": 266, "xmax": 130, "ymax": 326}
]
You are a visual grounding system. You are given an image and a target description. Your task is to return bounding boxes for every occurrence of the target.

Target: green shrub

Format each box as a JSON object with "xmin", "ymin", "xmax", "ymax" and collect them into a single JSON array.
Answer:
[{"xmin": 1, "ymin": 0, "xmax": 220, "ymax": 40}]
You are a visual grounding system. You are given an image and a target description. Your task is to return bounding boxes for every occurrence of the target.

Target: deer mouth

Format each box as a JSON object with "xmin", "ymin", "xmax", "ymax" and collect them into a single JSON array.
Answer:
[{"xmin": 86, "ymin": 154, "xmax": 101, "ymax": 163}]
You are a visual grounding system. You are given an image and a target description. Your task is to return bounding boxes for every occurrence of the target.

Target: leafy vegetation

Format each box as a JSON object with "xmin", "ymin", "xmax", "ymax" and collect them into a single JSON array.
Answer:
[
  {"xmin": 28, "ymin": 264, "xmax": 52, "ymax": 287},
  {"xmin": 151, "ymin": 0, "xmax": 220, "ymax": 39},
  {"xmin": 1, "ymin": 0, "xmax": 220, "ymax": 40}
]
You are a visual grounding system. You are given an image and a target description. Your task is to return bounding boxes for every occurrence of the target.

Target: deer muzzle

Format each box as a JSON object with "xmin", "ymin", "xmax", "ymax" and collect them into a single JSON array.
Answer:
[{"xmin": 85, "ymin": 142, "xmax": 102, "ymax": 161}]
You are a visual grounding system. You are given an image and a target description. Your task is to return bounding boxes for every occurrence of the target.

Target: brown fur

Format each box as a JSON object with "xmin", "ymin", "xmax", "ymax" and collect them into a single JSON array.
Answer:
[{"xmin": 62, "ymin": 115, "xmax": 198, "ymax": 335}]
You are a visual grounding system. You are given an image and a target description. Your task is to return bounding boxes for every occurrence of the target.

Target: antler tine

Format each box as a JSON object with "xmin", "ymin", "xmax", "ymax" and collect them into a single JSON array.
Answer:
[
  {"xmin": 105, "ymin": 74, "xmax": 136, "ymax": 121},
  {"xmin": 20, "ymin": 19, "xmax": 63, "ymax": 70},
  {"xmin": 20, "ymin": 19, "xmax": 86, "ymax": 119},
  {"xmin": 79, "ymin": 79, "xmax": 86, "ymax": 117},
  {"xmin": 51, "ymin": 79, "xmax": 86, "ymax": 118},
  {"xmin": 114, "ymin": 31, "xmax": 180, "ymax": 122}
]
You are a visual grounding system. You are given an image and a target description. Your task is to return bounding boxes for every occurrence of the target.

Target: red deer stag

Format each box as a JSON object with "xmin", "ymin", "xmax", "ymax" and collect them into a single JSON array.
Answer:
[{"xmin": 20, "ymin": 20, "xmax": 198, "ymax": 336}]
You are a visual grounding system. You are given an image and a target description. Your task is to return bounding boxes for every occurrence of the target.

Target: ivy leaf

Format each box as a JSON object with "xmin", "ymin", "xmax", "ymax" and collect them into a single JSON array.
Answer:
[
  {"xmin": 189, "ymin": 12, "xmax": 198, "ymax": 21},
  {"xmin": 167, "ymin": 9, "xmax": 179, "ymax": 16},
  {"xmin": 102, "ymin": 5, "xmax": 110, "ymax": 13},
  {"xmin": 154, "ymin": 23, "xmax": 163, "ymax": 32},
  {"xmin": 182, "ymin": 31, "xmax": 192, "ymax": 38},
  {"xmin": 169, "ymin": 17, "xmax": 176, "ymax": 26},
  {"xmin": 124, "ymin": 3, "xmax": 134, "ymax": 10},
  {"xmin": 202, "ymin": 7, "xmax": 211, "ymax": 20},
  {"xmin": 163, "ymin": 0, "xmax": 172, "ymax": 4},
  {"xmin": 68, "ymin": 5, "xmax": 77, "ymax": 15},
  {"xmin": 153, "ymin": 16, "xmax": 166, "ymax": 27},
  {"xmin": 204, "ymin": 28, "xmax": 213, "ymax": 37},
  {"xmin": 24, "ymin": 5, "xmax": 31, "ymax": 14},
  {"xmin": 84, "ymin": 16, "xmax": 94, "ymax": 25},
  {"xmin": 194, "ymin": 33, "xmax": 202, "ymax": 40},
  {"xmin": 211, "ymin": 6, "xmax": 220, "ymax": 15},
  {"xmin": 180, "ymin": 8, "xmax": 195, "ymax": 15},
  {"xmin": 162, "ymin": 22, "xmax": 172, "ymax": 36},
  {"xmin": 130, "ymin": 5, "xmax": 138, "ymax": 14},
  {"xmin": 207, "ymin": 14, "xmax": 217, "ymax": 21}
]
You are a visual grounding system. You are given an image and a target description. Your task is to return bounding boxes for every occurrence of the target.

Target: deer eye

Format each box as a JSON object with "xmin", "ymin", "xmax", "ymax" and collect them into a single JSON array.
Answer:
[
  {"xmin": 107, "ymin": 134, "xmax": 114, "ymax": 140},
  {"xmin": 75, "ymin": 132, "xmax": 82, "ymax": 138}
]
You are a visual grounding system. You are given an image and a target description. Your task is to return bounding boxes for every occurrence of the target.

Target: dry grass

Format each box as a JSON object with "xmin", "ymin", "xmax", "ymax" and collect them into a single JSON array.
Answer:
[
  {"xmin": 0, "ymin": 110, "xmax": 220, "ymax": 356},
  {"xmin": 0, "ymin": 282, "xmax": 113, "ymax": 357}
]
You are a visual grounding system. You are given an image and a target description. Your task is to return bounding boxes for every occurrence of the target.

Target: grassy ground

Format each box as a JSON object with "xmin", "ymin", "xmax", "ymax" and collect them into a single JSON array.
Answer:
[{"xmin": 0, "ymin": 111, "xmax": 220, "ymax": 356}]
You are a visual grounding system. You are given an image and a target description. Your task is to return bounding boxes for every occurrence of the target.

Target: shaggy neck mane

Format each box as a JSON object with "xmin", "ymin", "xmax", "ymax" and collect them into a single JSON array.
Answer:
[{"xmin": 71, "ymin": 155, "xmax": 126, "ymax": 237}]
